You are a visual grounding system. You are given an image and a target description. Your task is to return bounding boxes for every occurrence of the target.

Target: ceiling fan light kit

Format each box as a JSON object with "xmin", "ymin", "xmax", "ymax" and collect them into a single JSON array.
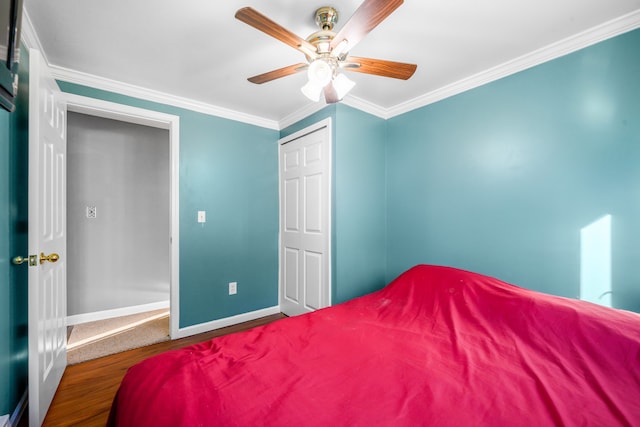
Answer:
[
  {"xmin": 301, "ymin": 59, "xmax": 334, "ymax": 102},
  {"xmin": 235, "ymin": 0, "xmax": 416, "ymax": 104},
  {"xmin": 308, "ymin": 59, "xmax": 333, "ymax": 86},
  {"xmin": 300, "ymin": 60, "xmax": 357, "ymax": 102}
]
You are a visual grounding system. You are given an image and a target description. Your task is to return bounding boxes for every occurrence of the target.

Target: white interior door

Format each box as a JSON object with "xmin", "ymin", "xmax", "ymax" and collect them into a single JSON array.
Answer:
[
  {"xmin": 279, "ymin": 120, "xmax": 331, "ymax": 316},
  {"xmin": 28, "ymin": 48, "xmax": 67, "ymax": 427}
]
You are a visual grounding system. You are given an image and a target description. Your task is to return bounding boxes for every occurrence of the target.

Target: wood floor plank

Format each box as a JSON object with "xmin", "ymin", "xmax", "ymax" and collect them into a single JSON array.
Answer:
[{"xmin": 39, "ymin": 313, "xmax": 286, "ymax": 427}]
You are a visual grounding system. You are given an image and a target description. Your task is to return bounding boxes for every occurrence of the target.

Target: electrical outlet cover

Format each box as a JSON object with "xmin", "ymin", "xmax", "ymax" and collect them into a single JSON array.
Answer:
[{"xmin": 86, "ymin": 206, "xmax": 97, "ymax": 218}]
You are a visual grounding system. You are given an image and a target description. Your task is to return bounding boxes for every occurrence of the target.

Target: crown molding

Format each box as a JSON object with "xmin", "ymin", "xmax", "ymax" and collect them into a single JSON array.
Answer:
[
  {"xmin": 21, "ymin": 9, "xmax": 278, "ymax": 130},
  {"xmin": 278, "ymin": 101, "xmax": 327, "ymax": 130},
  {"xmin": 20, "ymin": 9, "xmax": 46, "ymax": 59},
  {"xmin": 20, "ymin": 7, "xmax": 640, "ymax": 129},
  {"xmin": 342, "ymin": 94, "xmax": 388, "ymax": 119},
  {"xmin": 386, "ymin": 9, "xmax": 640, "ymax": 119},
  {"xmin": 278, "ymin": 93, "xmax": 388, "ymax": 129},
  {"xmin": 49, "ymin": 65, "xmax": 279, "ymax": 130}
]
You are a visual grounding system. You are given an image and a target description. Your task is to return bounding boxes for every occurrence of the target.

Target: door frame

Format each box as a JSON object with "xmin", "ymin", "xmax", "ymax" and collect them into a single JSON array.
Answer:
[
  {"xmin": 278, "ymin": 118, "xmax": 332, "ymax": 313},
  {"xmin": 61, "ymin": 92, "xmax": 181, "ymax": 338}
]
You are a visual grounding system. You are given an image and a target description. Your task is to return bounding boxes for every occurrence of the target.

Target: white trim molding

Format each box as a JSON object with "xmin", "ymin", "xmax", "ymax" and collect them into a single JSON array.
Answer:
[
  {"xmin": 342, "ymin": 94, "xmax": 388, "ymax": 119},
  {"xmin": 20, "ymin": 10, "xmax": 278, "ymax": 130},
  {"xmin": 3, "ymin": 390, "xmax": 28, "ymax": 427},
  {"xmin": 278, "ymin": 101, "xmax": 327, "ymax": 130},
  {"xmin": 52, "ymin": 65, "xmax": 279, "ymax": 130},
  {"xmin": 20, "ymin": 10, "xmax": 46, "ymax": 59},
  {"xmin": 386, "ymin": 9, "xmax": 640, "ymax": 119},
  {"xmin": 65, "ymin": 301, "xmax": 170, "ymax": 326},
  {"xmin": 174, "ymin": 306, "xmax": 281, "ymax": 340}
]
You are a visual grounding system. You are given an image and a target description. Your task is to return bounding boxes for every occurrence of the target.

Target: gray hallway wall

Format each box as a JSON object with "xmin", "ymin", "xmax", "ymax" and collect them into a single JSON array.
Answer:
[{"xmin": 67, "ymin": 112, "xmax": 170, "ymax": 317}]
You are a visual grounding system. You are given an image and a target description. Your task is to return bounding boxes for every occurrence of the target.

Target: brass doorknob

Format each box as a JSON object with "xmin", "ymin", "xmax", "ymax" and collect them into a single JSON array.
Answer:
[{"xmin": 40, "ymin": 252, "xmax": 60, "ymax": 265}]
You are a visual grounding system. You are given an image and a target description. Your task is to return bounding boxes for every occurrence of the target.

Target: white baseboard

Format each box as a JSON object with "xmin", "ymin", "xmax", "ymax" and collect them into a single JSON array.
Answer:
[
  {"xmin": 66, "ymin": 300, "xmax": 170, "ymax": 326},
  {"xmin": 4, "ymin": 389, "xmax": 27, "ymax": 427},
  {"xmin": 174, "ymin": 306, "xmax": 281, "ymax": 340}
]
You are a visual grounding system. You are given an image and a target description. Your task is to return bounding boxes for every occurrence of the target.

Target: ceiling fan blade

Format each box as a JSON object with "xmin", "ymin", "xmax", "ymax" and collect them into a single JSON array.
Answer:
[
  {"xmin": 330, "ymin": 0, "xmax": 404, "ymax": 52},
  {"xmin": 342, "ymin": 56, "xmax": 417, "ymax": 80},
  {"xmin": 235, "ymin": 7, "xmax": 317, "ymax": 56},
  {"xmin": 247, "ymin": 63, "xmax": 308, "ymax": 84},
  {"xmin": 323, "ymin": 82, "xmax": 340, "ymax": 104}
]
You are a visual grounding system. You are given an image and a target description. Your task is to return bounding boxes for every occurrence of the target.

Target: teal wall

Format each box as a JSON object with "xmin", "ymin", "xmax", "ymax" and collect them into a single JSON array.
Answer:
[
  {"xmin": 386, "ymin": 29, "xmax": 640, "ymax": 312},
  {"xmin": 57, "ymin": 82, "xmax": 280, "ymax": 328},
  {"xmin": 0, "ymin": 46, "xmax": 29, "ymax": 416},
  {"xmin": 280, "ymin": 104, "xmax": 387, "ymax": 305},
  {"xmin": 333, "ymin": 104, "xmax": 387, "ymax": 303}
]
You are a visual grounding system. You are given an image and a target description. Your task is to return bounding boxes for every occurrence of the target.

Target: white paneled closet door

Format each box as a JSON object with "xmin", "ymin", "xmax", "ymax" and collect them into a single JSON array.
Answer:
[{"xmin": 279, "ymin": 120, "xmax": 331, "ymax": 316}]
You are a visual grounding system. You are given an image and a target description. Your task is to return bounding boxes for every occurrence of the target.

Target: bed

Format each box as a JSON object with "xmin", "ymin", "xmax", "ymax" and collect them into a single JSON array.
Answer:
[{"xmin": 108, "ymin": 265, "xmax": 640, "ymax": 426}]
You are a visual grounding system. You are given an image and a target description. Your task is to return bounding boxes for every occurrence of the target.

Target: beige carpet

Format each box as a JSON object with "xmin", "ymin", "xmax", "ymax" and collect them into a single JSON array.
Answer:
[{"xmin": 67, "ymin": 308, "xmax": 170, "ymax": 365}]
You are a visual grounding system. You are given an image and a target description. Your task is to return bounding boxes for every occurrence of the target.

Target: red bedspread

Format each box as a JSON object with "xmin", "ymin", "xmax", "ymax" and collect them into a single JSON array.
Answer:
[{"xmin": 109, "ymin": 265, "xmax": 640, "ymax": 426}]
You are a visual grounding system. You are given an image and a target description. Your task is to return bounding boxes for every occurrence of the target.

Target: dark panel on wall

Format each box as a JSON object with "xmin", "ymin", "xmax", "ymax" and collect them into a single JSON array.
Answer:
[{"xmin": 0, "ymin": 45, "xmax": 29, "ymax": 417}]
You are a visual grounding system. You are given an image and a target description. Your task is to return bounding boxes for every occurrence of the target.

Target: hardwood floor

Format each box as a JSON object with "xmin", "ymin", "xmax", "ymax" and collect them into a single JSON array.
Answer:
[{"xmin": 37, "ymin": 313, "xmax": 286, "ymax": 427}]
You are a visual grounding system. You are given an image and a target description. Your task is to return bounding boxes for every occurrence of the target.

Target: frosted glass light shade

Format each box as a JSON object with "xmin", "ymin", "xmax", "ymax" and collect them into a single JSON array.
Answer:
[
  {"xmin": 301, "ymin": 81, "xmax": 324, "ymax": 102},
  {"xmin": 307, "ymin": 60, "xmax": 332, "ymax": 86},
  {"xmin": 333, "ymin": 73, "xmax": 356, "ymax": 100},
  {"xmin": 301, "ymin": 60, "xmax": 355, "ymax": 102}
]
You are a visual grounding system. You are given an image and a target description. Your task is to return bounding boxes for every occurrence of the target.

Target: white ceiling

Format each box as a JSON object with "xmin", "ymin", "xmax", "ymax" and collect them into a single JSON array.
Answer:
[{"xmin": 24, "ymin": 0, "xmax": 640, "ymax": 127}]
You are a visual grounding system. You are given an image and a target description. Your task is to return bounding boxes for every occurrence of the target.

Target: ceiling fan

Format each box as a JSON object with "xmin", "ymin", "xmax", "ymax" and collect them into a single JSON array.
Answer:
[{"xmin": 235, "ymin": 0, "xmax": 417, "ymax": 103}]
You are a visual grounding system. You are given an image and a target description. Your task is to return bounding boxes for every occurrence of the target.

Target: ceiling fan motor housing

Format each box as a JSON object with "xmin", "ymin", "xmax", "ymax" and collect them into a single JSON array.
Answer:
[
  {"xmin": 315, "ymin": 7, "xmax": 338, "ymax": 31},
  {"xmin": 305, "ymin": 7, "xmax": 343, "ymax": 63},
  {"xmin": 306, "ymin": 30, "xmax": 335, "ymax": 56}
]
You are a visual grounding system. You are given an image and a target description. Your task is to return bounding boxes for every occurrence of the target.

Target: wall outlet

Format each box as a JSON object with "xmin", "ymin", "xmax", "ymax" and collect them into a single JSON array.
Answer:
[
  {"xmin": 86, "ymin": 206, "xmax": 97, "ymax": 219},
  {"xmin": 229, "ymin": 282, "xmax": 237, "ymax": 295}
]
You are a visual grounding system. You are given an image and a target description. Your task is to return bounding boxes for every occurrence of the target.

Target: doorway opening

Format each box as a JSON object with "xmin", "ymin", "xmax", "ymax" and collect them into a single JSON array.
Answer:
[
  {"xmin": 66, "ymin": 111, "xmax": 170, "ymax": 362},
  {"xmin": 63, "ymin": 93, "xmax": 180, "ymax": 359}
]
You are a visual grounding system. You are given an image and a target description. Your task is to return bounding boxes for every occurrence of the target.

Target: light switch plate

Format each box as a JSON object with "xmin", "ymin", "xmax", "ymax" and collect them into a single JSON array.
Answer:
[{"xmin": 197, "ymin": 210, "xmax": 206, "ymax": 223}]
